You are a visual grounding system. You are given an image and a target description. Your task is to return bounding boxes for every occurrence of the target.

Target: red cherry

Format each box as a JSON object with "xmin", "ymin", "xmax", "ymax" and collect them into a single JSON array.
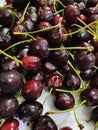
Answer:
[
  {"xmin": 60, "ymin": 126, "xmax": 73, "ymax": 130},
  {"xmin": 22, "ymin": 56, "xmax": 41, "ymax": 73},
  {"xmin": 0, "ymin": 119, "xmax": 19, "ymax": 130},
  {"xmin": 22, "ymin": 79, "xmax": 43, "ymax": 100},
  {"xmin": 45, "ymin": 74, "xmax": 63, "ymax": 89}
]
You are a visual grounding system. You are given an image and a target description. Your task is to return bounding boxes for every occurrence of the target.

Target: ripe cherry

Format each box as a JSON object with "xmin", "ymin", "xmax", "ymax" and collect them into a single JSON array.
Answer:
[
  {"xmin": 0, "ymin": 119, "xmax": 19, "ymax": 130},
  {"xmin": 22, "ymin": 79, "xmax": 43, "ymax": 100},
  {"xmin": 54, "ymin": 92, "xmax": 75, "ymax": 110},
  {"xmin": 22, "ymin": 55, "xmax": 41, "ymax": 73},
  {"xmin": 45, "ymin": 73, "xmax": 63, "ymax": 89}
]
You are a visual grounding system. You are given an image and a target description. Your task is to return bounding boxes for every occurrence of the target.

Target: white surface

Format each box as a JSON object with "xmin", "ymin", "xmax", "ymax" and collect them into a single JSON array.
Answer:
[{"xmin": 0, "ymin": 0, "xmax": 97, "ymax": 130}]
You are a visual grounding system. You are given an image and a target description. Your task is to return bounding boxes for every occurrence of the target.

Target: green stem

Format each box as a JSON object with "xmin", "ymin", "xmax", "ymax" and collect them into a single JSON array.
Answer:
[
  {"xmin": 68, "ymin": 60, "xmax": 85, "ymax": 88},
  {"xmin": 14, "ymin": 23, "xmax": 61, "ymax": 35},
  {"xmin": 74, "ymin": 110, "xmax": 84, "ymax": 129},
  {"xmin": 64, "ymin": 20, "xmax": 98, "ymax": 37},
  {"xmin": 43, "ymin": 88, "xmax": 53, "ymax": 106},
  {"xmin": 4, "ymin": 39, "xmax": 33, "ymax": 52},
  {"xmin": 46, "ymin": 100, "xmax": 86, "ymax": 114},
  {"xmin": 19, "ymin": 2, "xmax": 30, "ymax": 23},
  {"xmin": 55, "ymin": 88, "xmax": 84, "ymax": 93},
  {"xmin": 0, "ymin": 50, "xmax": 22, "ymax": 64},
  {"xmin": 48, "ymin": 46, "xmax": 94, "ymax": 51},
  {"xmin": 94, "ymin": 121, "xmax": 98, "ymax": 130}
]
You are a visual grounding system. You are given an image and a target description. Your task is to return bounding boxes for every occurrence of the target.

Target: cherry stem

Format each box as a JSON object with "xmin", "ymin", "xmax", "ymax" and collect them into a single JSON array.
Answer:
[
  {"xmin": 68, "ymin": 60, "xmax": 85, "ymax": 88},
  {"xmin": 55, "ymin": 88, "xmax": 84, "ymax": 94},
  {"xmin": 14, "ymin": 23, "xmax": 61, "ymax": 35},
  {"xmin": 42, "ymin": 88, "xmax": 53, "ymax": 106},
  {"xmin": 0, "ymin": 49, "xmax": 22, "ymax": 64},
  {"xmin": 19, "ymin": 2, "xmax": 30, "ymax": 23},
  {"xmin": 4, "ymin": 39, "xmax": 32, "ymax": 52},
  {"xmin": 0, "ymin": 5, "xmax": 13, "ymax": 9},
  {"xmin": 46, "ymin": 100, "xmax": 86, "ymax": 114},
  {"xmin": 0, "ymin": 119, "xmax": 5, "ymax": 127},
  {"xmin": 64, "ymin": 20, "xmax": 98, "ymax": 37},
  {"xmin": 94, "ymin": 121, "xmax": 98, "ymax": 130},
  {"xmin": 48, "ymin": 46, "xmax": 94, "ymax": 52},
  {"xmin": 77, "ymin": 17, "xmax": 95, "ymax": 35},
  {"xmin": 73, "ymin": 110, "xmax": 84, "ymax": 130}
]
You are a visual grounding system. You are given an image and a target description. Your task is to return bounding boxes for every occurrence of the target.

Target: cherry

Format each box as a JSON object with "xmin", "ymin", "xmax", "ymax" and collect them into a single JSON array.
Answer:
[
  {"xmin": 18, "ymin": 100, "xmax": 43, "ymax": 121},
  {"xmin": 75, "ymin": 51, "xmax": 96, "ymax": 71},
  {"xmin": 51, "ymin": 50, "xmax": 70, "ymax": 66},
  {"xmin": 64, "ymin": 4, "xmax": 80, "ymax": 23},
  {"xmin": 0, "ymin": 95, "xmax": 18, "ymax": 119},
  {"xmin": 43, "ymin": 61, "xmax": 57, "ymax": 74},
  {"xmin": 59, "ymin": 126, "xmax": 73, "ymax": 130},
  {"xmin": 49, "ymin": 26, "xmax": 68, "ymax": 47},
  {"xmin": 64, "ymin": 72, "xmax": 80, "ymax": 90},
  {"xmin": 22, "ymin": 55, "xmax": 41, "ymax": 73},
  {"xmin": 54, "ymin": 91, "xmax": 75, "ymax": 110},
  {"xmin": 45, "ymin": 73, "xmax": 63, "ymax": 89},
  {"xmin": 80, "ymin": 87, "xmax": 98, "ymax": 106},
  {"xmin": 11, "ymin": 24, "xmax": 27, "ymax": 41},
  {"xmin": 72, "ymin": 29, "xmax": 90, "ymax": 43},
  {"xmin": 0, "ymin": 119, "xmax": 19, "ymax": 130},
  {"xmin": 0, "ymin": 8, "xmax": 16, "ymax": 27},
  {"xmin": 80, "ymin": 68, "xmax": 94, "ymax": 80},
  {"xmin": 91, "ymin": 106, "xmax": 98, "ymax": 122},
  {"xmin": 0, "ymin": 70, "xmax": 24, "ymax": 94},
  {"xmin": 30, "ymin": 36, "xmax": 50, "ymax": 59},
  {"xmin": 22, "ymin": 79, "xmax": 43, "ymax": 100},
  {"xmin": 25, "ymin": 71, "xmax": 45, "ymax": 83},
  {"xmin": 38, "ymin": 6, "xmax": 54, "ymax": 22},
  {"xmin": 32, "ymin": 115, "xmax": 57, "ymax": 130}
]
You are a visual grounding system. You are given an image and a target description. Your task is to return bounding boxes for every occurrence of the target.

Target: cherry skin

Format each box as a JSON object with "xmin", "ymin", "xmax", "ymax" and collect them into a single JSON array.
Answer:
[
  {"xmin": 22, "ymin": 79, "xmax": 43, "ymax": 101},
  {"xmin": 32, "ymin": 115, "xmax": 57, "ymax": 130},
  {"xmin": 80, "ymin": 87, "xmax": 98, "ymax": 106},
  {"xmin": 45, "ymin": 73, "xmax": 63, "ymax": 89},
  {"xmin": 54, "ymin": 92, "xmax": 75, "ymax": 110},
  {"xmin": 59, "ymin": 126, "xmax": 73, "ymax": 130},
  {"xmin": 22, "ymin": 55, "xmax": 41, "ymax": 73},
  {"xmin": 0, "ymin": 119, "xmax": 19, "ymax": 130},
  {"xmin": 18, "ymin": 100, "xmax": 43, "ymax": 121}
]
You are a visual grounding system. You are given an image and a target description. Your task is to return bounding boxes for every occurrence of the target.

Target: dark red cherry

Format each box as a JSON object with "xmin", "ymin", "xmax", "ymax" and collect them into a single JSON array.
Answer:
[
  {"xmin": 60, "ymin": 126, "xmax": 73, "ymax": 130},
  {"xmin": 38, "ymin": 6, "xmax": 54, "ymax": 22},
  {"xmin": 80, "ymin": 87, "xmax": 98, "ymax": 106},
  {"xmin": 22, "ymin": 79, "xmax": 43, "ymax": 100},
  {"xmin": 75, "ymin": 51, "xmax": 96, "ymax": 71},
  {"xmin": 32, "ymin": 115, "xmax": 57, "ymax": 130},
  {"xmin": 22, "ymin": 55, "xmax": 41, "ymax": 73},
  {"xmin": 0, "ymin": 119, "xmax": 19, "ymax": 130},
  {"xmin": 30, "ymin": 36, "xmax": 50, "ymax": 59},
  {"xmin": 49, "ymin": 26, "xmax": 68, "ymax": 47},
  {"xmin": 11, "ymin": 24, "xmax": 27, "ymax": 41},
  {"xmin": 0, "ymin": 8, "xmax": 16, "ymax": 27},
  {"xmin": 0, "ymin": 70, "xmax": 24, "ymax": 94},
  {"xmin": 54, "ymin": 92, "xmax": 75, "ymax": 110},
  {"xmin": 51, "ymin": 50, "xmax": 70, "ymax": 66},
  {"xmin": 45, "ymin": 73, "xmax": 63, "ymax": 89},
  {"xmin": 91, "ymin": 106, "xmax": 98, "ymax": 123},
  {"xmin": 0, "ymin": 95, "xmax": 18, "ymax": 119},
  {"xmin": 64, "ymin": 73, "xmax": 80, "ymax": 90},
  {"xmin": 18, "ymin": 100, "xmax": 43, "ymax": 121},
  {"xmin": 64, "ymin": 4, "xmax": 80, "ymax": 23},
  {"xmin": 25, "ymin": 71, "xmax": 44, "ymax": 83},
  {"xmin": 43, "ymin": 61, "xmax": 57, "ymax": 74}
]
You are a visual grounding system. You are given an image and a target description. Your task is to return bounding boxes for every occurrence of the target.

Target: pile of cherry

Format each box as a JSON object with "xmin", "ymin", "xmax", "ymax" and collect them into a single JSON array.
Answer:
[{"xmin": 0, "ymin": 0, "xmax": 98, "ymax": 129}]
